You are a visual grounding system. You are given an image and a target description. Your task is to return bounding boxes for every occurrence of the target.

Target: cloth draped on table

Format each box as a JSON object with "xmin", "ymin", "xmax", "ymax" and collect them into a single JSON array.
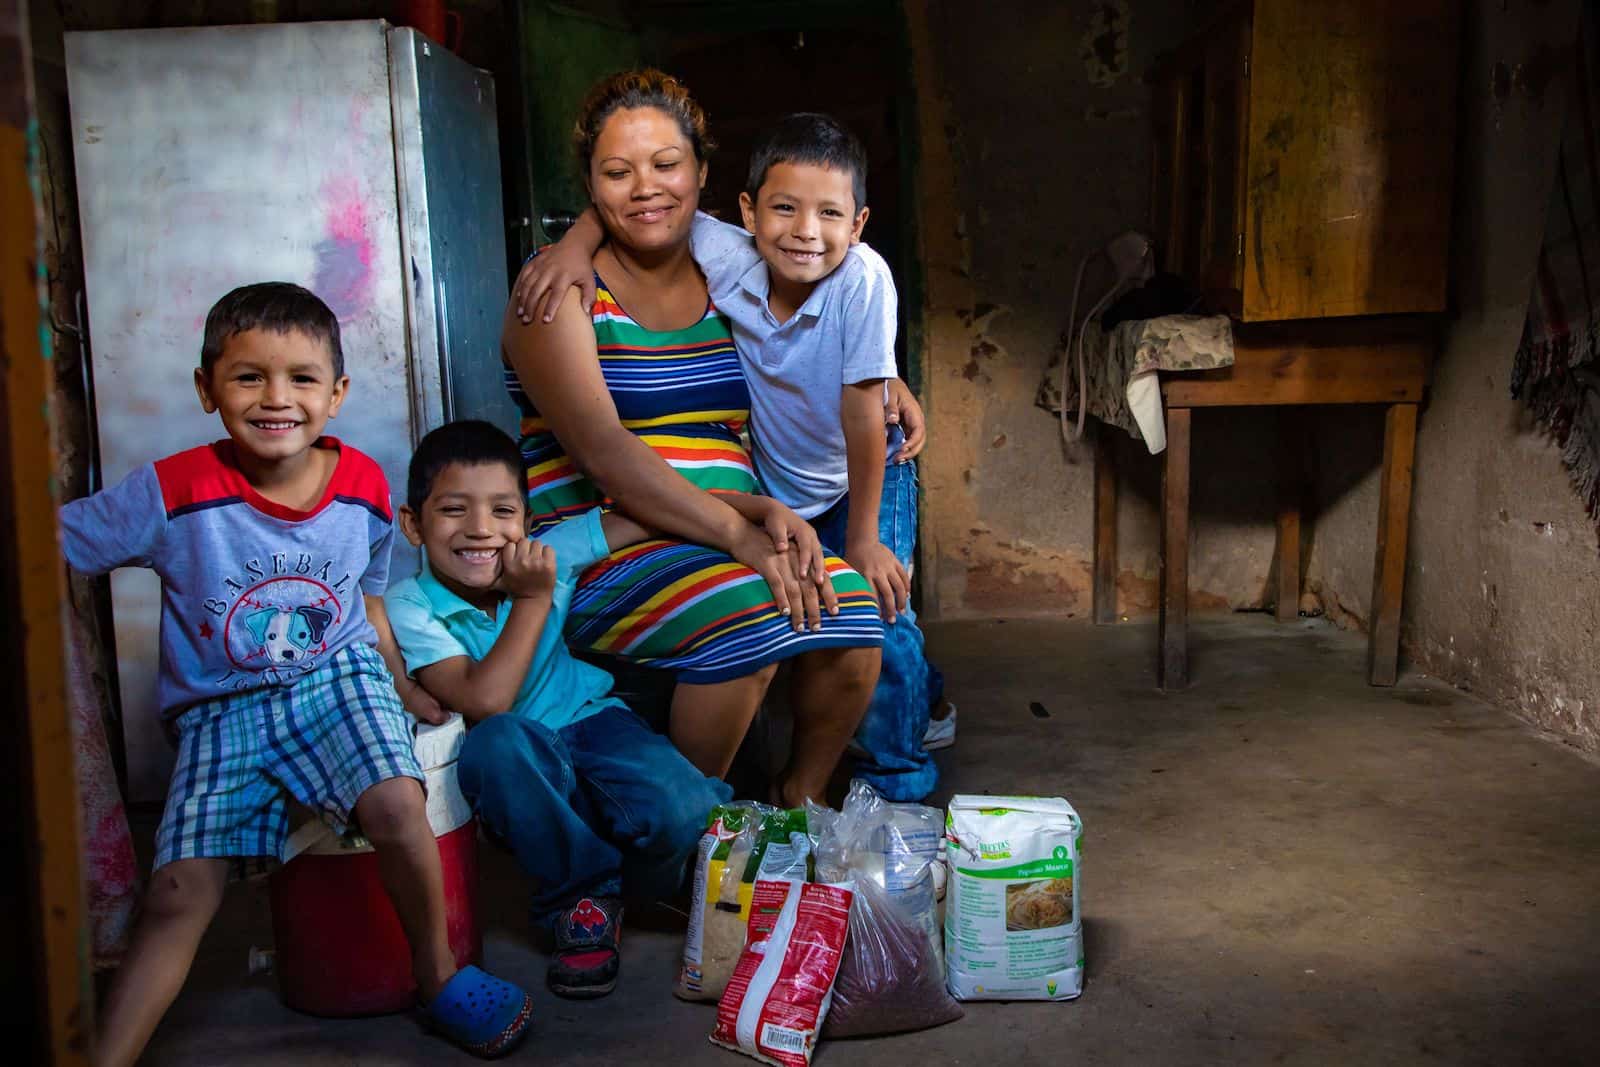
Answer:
[
  {"xmin": 1036, "ymin": 314, "xmax": 1234, "ymax": 453},
  {"xmin": 1513, "ymin": 4, "xmax": 1600, "ymax": 545}
]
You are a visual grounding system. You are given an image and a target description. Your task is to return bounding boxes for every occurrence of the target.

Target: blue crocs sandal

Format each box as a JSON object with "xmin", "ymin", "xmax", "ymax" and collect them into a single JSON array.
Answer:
[{"xmin": 422, "ymin": 965, "xmax": 534, "ymax": 1058}]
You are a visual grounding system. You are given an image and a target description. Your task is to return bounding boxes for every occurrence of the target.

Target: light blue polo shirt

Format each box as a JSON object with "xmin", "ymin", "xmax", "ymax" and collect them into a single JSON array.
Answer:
[
  {"xmin": 383, "ymin": 510, "xmax": 624, "ymax": 731},
  {"xmin": 690, "ymin": 212, "xmax": 900, "ymax": 519}
]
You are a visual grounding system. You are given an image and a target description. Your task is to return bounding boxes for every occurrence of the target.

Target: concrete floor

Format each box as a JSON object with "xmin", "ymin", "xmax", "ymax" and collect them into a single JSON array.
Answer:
[{"xmin": 134, "ymin": 615, "xmax": 1600, "ymax": 1065}]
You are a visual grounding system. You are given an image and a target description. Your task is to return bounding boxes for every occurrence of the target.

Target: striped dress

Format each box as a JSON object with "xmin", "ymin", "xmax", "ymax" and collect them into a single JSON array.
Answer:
[{"xmin": 506, "ymin": 272, "xmax": 883, "ymax": 684}]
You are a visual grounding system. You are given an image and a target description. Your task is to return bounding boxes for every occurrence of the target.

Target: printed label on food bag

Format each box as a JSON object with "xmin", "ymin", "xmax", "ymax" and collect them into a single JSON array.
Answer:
[
  {"xmin": 945, "ymin": 797, "xmax": 1083, "ymax": 1001},
  {"xmin": 683, "ymin": 832, "xmax": 718, "ymax": 972},
  {"xmin": 712, "ymin": 881, "xmax": 853, "ymax": 1067}
]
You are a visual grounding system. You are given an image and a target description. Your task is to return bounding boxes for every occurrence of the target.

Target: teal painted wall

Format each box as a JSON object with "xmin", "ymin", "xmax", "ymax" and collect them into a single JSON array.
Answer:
[{"xmin": 519, "ymin": 3, "xmax": 649, "ymax": 243}]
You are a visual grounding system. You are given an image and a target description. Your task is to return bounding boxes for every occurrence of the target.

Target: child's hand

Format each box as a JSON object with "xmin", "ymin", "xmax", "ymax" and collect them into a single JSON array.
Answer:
[
  {"xmin": 884, "ymin": 378, "xmax": 926, "ymax": 462},
  {"xmin": 513, "ymin": 245, "xmax": 598, "ymax": 324},
  {"xmin": 497, "ymin": 538, "xmax": 557, "ymax": 601},
  {"xmin": 754, "ymin": 498, "xmax": 829, "ymax": 590},
  {"xmin": 398, "ymin": 676, "xmax": 450, "ymax": 725},
  {"xmin": 846, "ymin": 539, "xmax": 910, "ymax": 624}
]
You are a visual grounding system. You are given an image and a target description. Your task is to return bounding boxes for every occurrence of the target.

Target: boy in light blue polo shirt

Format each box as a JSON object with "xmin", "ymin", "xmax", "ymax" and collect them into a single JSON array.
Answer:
[
  {"xmin": 521, "ymin": 113, "xmax": 942, "ymax": 802},
  {"xmin": 383, "ymin": 420, "xmax": 731, "ymax": 1000}
]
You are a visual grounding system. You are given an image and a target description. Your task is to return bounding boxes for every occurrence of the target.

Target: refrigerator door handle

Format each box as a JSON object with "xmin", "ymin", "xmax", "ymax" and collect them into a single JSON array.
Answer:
[{"xmin": 434, "ymin": 272, "xmax": 455, "ymax": 423}]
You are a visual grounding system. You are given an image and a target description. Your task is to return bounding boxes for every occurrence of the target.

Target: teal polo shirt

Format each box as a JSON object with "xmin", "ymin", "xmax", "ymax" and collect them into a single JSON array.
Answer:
[{"xmin": 384, "ymin": 509, "xmax": 624, "ymax": 731}]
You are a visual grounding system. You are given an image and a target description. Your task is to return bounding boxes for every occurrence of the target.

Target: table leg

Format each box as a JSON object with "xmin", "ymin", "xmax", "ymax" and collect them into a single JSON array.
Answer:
[
  {"xmin": 1276, "ymin": 409, "xmax": 1303, "ymax": 622},
  {"xmin": 1159, "ymin": 406, "xmax": 1191, "ymax": 689},
  {"xmin": 1368, "ymin": 402, "xmax": 1418, "ymax": 686},
  {"xmin": 1093, "ymin": 420, "xmax": 1118, "ymax": 624}
]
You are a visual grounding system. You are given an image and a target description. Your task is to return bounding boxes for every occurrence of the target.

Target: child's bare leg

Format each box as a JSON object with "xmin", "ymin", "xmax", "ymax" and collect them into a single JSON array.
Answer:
[
  {"xmin": 97, "ymin": 857, "xmax": 229, "ymax": 1067},
  {"xmin": 780, "ymin": 647, "xmax": 880, "ymax": 807},
  {"xmin": 354, "ymin": 777, "xmax": 455, "ymax": 1001},
  {"xmin": 669, "ymin": 663, "xmax": 779, "ymax": 777}
]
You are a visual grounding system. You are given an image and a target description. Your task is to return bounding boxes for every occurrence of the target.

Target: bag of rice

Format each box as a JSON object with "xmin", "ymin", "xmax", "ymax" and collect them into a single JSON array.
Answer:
[
  {"xmin": 677, "ymin": 804, "xmax": 811, "ymax": 1001},
  {"xmin": 944, "ymin": 794, "xmax": 1084, "ymax": 1001},
  {"xmin": 710, "ymin": 879, "xmax": 854, "ymax": 1067}
]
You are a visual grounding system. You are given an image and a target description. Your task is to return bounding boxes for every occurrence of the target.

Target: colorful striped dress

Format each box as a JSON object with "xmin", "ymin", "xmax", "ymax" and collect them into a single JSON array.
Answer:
[{"xmin": 505, "ymin": 272, "xmax": 883, "ymax": 684}]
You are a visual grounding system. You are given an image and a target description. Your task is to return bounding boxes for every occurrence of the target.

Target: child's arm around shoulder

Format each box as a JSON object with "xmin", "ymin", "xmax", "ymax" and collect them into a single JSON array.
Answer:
[
  {"xmin": 513, "ymin": 210, "xmax": 605, "ymax": 324},
  {"xmin": 513, "ymin": 209, "xmax": 757, "ymax": 324}
]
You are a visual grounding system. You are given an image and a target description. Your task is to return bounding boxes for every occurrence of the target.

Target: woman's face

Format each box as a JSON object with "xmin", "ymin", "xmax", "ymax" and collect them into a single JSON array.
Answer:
[{"xmin": 587, "ymin": 106, "xmax": 707, "ymax": 254}]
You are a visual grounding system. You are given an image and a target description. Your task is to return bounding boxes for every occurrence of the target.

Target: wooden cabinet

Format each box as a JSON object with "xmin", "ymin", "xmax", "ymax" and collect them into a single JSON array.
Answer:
[
  {"xmin": 1108, "ymin": 0, "xmax": 1462, "ymax": 689},
  {"xmin": 1151, "ymin": 0, "xmax": 1460, "ymax": 322}
]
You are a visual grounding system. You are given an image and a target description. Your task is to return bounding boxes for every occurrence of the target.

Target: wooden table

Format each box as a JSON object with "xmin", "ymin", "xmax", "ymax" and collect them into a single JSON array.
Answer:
[{"xmin": 1091, "ymin": 316, "xmax": 1433, "ymax": 689}]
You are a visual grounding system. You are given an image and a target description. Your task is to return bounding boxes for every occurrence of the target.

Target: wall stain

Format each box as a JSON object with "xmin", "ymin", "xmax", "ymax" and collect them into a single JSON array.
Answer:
[{"xmin": 1263, "ymin": 116, "xmax": 1294, "ymax": 152}]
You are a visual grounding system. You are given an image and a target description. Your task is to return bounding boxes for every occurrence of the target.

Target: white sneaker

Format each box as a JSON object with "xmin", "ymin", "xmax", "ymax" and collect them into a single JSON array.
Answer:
[
  {"xmin": 846, "ymin": 704, "xmax": 957, "ymax": 759},
  {"xmin": 923, "ymin": 705, "xmax": 957, "ymax": 751}
]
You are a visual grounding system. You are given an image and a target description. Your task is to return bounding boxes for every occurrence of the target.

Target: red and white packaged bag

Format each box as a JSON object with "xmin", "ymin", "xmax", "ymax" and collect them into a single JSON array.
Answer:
[{"xmin": 710, "ymin": 879, "xmax": 855, "ymax": 1067}]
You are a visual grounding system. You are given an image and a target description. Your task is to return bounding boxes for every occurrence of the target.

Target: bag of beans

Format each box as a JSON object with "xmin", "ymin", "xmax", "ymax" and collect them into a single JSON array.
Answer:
[{"xmin": 808, "ymin": 781, "xmax": 962, "ymax": 1037}]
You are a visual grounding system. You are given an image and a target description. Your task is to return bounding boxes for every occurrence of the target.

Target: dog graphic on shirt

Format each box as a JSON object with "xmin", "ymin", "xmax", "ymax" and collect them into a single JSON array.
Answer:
[
  {"xmin": 244, "ymin": 604, "xmax": 334, "ymax": 663},
  {"xmin": 224, "ymin": 576, "xmax": 343, "ymax": 673}
]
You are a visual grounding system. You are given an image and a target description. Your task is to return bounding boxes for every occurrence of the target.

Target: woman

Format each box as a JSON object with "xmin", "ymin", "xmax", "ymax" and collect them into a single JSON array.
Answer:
[{"xmin": 502, "ymin": 70, "xmax": 895, "ymax": 807}]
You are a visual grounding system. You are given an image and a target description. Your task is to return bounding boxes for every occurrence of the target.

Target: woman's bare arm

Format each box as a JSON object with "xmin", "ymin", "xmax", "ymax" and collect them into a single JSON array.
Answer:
[{"xmin": 503, "ymin": 290, "xmax": 810, "ymax": 625}]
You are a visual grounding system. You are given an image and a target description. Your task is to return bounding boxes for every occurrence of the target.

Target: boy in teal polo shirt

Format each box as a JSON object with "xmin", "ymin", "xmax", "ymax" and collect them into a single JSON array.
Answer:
[{"xmin": 384, "ymin": 420, "xmax": 731, "ymax": 1000}]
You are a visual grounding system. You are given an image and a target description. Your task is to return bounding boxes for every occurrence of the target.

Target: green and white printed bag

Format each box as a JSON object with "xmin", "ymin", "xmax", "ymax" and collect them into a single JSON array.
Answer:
[{"xmin": 944, "ymin": 795, "xmax": 1083, "ymax": 1001}]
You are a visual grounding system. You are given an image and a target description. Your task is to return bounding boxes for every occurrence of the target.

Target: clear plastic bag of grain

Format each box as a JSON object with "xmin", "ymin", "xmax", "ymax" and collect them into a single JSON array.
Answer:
[{"xmin": 676, "ymin": 804, "xmax": 810, "ymax": 1001}]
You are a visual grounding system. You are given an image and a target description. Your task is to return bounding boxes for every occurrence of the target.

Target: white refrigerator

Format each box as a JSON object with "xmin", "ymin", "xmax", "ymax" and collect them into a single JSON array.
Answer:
[{"xmin": 67, "ymin": 19, "xmax": 517, "ymax": 801}]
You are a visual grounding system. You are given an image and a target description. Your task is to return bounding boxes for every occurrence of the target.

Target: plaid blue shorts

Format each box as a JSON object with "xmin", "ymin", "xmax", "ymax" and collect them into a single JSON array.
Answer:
[{"xmin": 153, "ymin": 643, "xmax": 423, "ymax": 872}]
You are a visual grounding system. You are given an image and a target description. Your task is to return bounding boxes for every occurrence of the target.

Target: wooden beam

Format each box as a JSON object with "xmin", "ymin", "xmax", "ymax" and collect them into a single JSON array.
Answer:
[
  {"xmin": 1275, "ymin": 408, "xmax": 1303, "ymax": 622},
  {"xmin": 1092, "ymin": 421, "xmax": 1119, "ymax": 624},
  {"xmin": 1368, "ymin": 402, "xmax": 1418, "ymax": 686},
  {"xmin": 2, "ymin": 8, "xmax": 91, "ymax": 1063},
  {"xmin": 1158, "ymin": 407, "xmax": 1192, "ymax": 689}
]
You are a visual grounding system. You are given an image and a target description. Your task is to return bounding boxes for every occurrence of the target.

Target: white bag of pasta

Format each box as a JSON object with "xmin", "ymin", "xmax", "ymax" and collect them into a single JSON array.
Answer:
[{"xmin": 944, "ymin": 795, "xmax": 1083, "ymax": 1001}]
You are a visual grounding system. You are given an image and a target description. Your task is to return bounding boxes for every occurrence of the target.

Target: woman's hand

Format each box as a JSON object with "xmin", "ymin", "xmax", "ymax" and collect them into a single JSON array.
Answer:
[
  {"xmin": 513, "ymin": 243, "xmax": 600, "ymax": 325},
  {"xmin": 728, "ymin": 517, "xmax": 839, "ymax": 632},
  {"xmin": 885, "ymin": 378, "xmax": 927, "ymax": 462},
  {"xmin": 727, "ymin": 494, "xmax": 827, "ymax": 584}
]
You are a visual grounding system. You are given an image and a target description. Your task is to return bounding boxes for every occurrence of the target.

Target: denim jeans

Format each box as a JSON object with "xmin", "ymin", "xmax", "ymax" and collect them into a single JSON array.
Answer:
[
  {"xmin": 457, "ymin": 704, "xmax": 732, "ymax": 923},
  {"xmin": 810, "ymin": 456, "xmax": 939, "ymax": 801}
]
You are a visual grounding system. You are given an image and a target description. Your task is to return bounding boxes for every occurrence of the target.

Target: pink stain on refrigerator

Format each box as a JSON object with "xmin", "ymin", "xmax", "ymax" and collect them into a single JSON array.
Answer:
[{"xmin": 313, "ymin": 177, "xmax": 375, "ymax": 320}]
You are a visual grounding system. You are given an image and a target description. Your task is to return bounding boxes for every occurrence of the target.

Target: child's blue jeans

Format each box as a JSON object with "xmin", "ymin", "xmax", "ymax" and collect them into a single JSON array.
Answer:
[
  {"xmin": 810, "ymin": 457, "xmax": 939, "ymax": 802},
  {"xmin": 457, "ymin": 704, "xmax": 732, "ymax": 922}
]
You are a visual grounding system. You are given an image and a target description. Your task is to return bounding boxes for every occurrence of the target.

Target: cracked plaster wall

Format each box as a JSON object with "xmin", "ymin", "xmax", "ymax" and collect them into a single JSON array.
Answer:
[{"xmin": 908, "ymin": 0, "xmax": 1284, "ymax": 621}]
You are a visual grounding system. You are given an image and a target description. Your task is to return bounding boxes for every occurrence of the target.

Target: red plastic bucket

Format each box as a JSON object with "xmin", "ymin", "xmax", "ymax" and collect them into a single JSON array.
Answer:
[{"xmin": 269, "ymin": 817, "xmax": 482, "ymax": 1016}]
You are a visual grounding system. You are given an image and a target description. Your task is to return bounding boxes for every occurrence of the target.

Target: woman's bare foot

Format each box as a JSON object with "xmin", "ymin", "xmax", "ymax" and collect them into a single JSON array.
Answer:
[{"xmin": 769, "ymin": 773, "xmax": 817, "ymax": 810}]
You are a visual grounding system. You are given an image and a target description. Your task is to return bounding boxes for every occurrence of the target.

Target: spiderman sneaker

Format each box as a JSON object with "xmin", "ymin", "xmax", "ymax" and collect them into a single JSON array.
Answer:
[{"xmin": 548, "ymin": 895, "xmax": 622, "ymax": 999}]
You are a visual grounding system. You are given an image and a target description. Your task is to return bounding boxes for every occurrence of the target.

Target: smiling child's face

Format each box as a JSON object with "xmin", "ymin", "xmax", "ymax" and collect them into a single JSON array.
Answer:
[
  {"xmin": 739, "ymin": 161, "xmax": 868, "ymax": 302},
  {"xmin": 193, "ymin": 327, "xmax": 347, "ymax": 469},
  {"xmin": 399, "ymin": 461, "xmax": 527, "ymax": 606}
]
